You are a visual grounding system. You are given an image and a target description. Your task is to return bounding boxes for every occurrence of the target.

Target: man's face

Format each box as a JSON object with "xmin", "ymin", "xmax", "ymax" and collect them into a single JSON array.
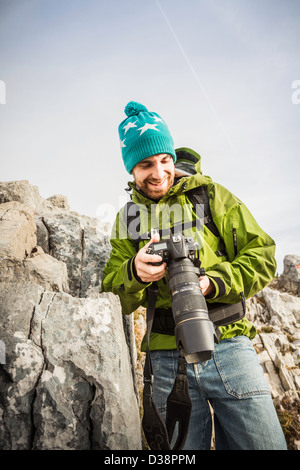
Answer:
[{"xmin": 132, "ymin": 154, "xmax": 175, "ymax": 200}]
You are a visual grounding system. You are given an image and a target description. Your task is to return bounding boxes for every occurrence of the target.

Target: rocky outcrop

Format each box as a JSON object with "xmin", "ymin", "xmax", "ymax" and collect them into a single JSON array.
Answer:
[
  {"xmin": 278, "ymin": 254, "xmax": 300, "ymax": 296},
  {"xmin": 247, "ymin": 258, "xmax": 300, "ymax": 449},
  {"xmin": 0, "ymin": 201, "xmax": 37, "ymax": 260},
  {"xmin": 0, "ymin": 180, "xmax": 141, "ymax": 450},
  {"xmin": 247, "ymin": 272, "xmax": 300, "ymax": 403}
]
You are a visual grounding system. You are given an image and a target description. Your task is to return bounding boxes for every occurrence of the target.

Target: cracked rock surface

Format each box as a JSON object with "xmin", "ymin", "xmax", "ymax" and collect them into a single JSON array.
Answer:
[{"xmin": 0, "ymin": 180, "xmax": 141, "ymax": 450}]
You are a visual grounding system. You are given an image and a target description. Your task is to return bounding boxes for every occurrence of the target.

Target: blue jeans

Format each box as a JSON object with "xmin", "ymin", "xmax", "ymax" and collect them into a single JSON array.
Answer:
[{"xmin": 150, "ymin": 336, "xmax": 287, "ymax": 450}]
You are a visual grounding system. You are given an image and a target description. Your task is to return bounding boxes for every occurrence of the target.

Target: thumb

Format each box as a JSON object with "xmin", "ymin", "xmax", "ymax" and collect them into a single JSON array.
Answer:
[
  {"xmin": 143, "ymin": 231, "xmax": 160, "ymax": 249},
  {"xmin": 151, "ymin": 231, "xmax": 160, "ymax": 243}
]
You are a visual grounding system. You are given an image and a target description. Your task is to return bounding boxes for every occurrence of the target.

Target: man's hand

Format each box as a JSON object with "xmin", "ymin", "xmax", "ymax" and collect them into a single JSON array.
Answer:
[
  {"xmin": 134, "ymin": 233, "xmax": 167, "ymax": 283},
  {"xmin": 199, "ymin": 275, "xmax": 215, "ymax": 297},
  {"xmin": 134, "ymin": 233, "xmax": 215, "ymax": 295}
]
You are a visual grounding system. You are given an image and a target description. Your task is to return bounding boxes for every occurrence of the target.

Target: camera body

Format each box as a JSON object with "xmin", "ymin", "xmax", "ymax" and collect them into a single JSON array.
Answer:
[
  {"xmin": 146, "ymin": 235, "xmax": 199, "ymax": 266},
  {"xmin": 147, "ymin": 233, "xmax": 216, "ymax": 363}
]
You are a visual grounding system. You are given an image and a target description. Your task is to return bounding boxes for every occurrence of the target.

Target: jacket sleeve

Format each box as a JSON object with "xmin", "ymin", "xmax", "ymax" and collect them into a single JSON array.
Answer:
[
  {"xmin": 205, "ymin": 183, "xmax": 276, "ymax": 304},
  {"xmin": 101, "ymin": 209, "xmax": 151, "ymax": 315}
]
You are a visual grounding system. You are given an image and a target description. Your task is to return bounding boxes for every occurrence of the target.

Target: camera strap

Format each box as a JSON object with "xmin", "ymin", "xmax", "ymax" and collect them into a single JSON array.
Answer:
[{"xmin": 142, "ymin": 283, "xmax": 192, "ymax": 450}]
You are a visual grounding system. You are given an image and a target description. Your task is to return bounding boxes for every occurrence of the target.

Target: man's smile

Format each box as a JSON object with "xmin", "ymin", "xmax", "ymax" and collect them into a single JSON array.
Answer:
[{"xmin": 148, "ymin": 178, "xmax": 168, "ymax": 188}]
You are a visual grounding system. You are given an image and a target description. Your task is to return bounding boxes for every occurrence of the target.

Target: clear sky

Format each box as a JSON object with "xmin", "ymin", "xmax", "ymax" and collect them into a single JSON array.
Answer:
[{"xmin": 1, "ymin": 0, "xmax": 299, "ymax": 273}]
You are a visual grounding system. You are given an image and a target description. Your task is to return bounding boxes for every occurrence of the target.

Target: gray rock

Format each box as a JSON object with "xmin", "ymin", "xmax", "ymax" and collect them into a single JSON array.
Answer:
[
  {"xmin": 0, "ymin": 201, "xmax": 37, "ymax": 260},
  {"xmin": 0, "ymin": 180, "xmax": 112, "ymax": 298},
  {"xmin": 0, "ymin": 180, "xmax": 45, "ymax": 212},
  {"xmin": 0, "ymin": 180, "xmax": 141, "ymax": 450},
  {"xmin": 0, "ymin": 253, "xmax": 69, "ymax": 293},
  {"xmin": 278, "ymin": 254, "xmax": 300, "ymax": 295},
  {"xmin": 0, "ymin": 283, "xmax": 45, "ymax": 449},
  {"xmin": 247, "ymin": 288, "xmax": 300, "ymax": 403},
  {"xmin": 37, "ymin": 212, "xmax": 111, "ymax": 297},
  {"xmin": 0, "ymin": 283, "xmax": 141, "ymax": 450},
  {"xmin": 40, "ymin": 212, "xmax": 84, "ymax": 297},
  {"xmin": 46, "ymin": 194, "xmax": 70, "ymax": 210},
  {"xmin": 31, "ymin": 290, "xmax": 141, "ymax": 450}
]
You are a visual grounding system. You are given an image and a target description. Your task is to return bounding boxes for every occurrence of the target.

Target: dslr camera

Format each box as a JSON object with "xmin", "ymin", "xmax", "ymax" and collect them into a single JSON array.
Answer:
[{"xmin": 147, "ymin": 233, "xmax": 216, "ymax": 363}]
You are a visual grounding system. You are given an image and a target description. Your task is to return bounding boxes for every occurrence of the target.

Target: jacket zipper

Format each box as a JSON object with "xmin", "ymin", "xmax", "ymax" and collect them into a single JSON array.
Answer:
[
  {"xmin": 232, "ymin": 228, "xmax": 246, "ymax": 311},
  {"xmin": 232, "ymin": 228, "xmax": 237, "ymax": 257}
]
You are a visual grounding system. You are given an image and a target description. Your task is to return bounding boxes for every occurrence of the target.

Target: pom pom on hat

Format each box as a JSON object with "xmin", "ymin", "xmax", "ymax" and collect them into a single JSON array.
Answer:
[{"xmin": 125, "ymin": 101, "xmax": 148, "ymax": 117}]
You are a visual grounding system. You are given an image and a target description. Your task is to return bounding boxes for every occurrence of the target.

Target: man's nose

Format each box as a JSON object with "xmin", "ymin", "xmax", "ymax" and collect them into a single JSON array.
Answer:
[{"xmin": 152, "ymin": 163, "xmax": 165, "ymax": 180}]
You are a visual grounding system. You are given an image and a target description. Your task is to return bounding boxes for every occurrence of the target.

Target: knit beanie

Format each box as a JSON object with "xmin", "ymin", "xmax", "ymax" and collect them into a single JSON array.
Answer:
[{"xmin": 118, "ymin": 101, "xmax": 177, "ymax": 173}]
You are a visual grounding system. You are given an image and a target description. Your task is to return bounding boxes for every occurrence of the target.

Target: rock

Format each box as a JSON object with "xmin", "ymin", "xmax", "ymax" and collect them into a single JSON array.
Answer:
[
  {"xmin": 32, "ymin": 290, "xmax": 140, "ymax": 450},
  {"xmin": 247, "ymin": 286, "xmax": 300, "ymax": 448},
  {"xmin": 248, "ymin": 289, "xmax": 300, "ymax": 395},
  {"xmin": 24, "ymin": 253, "xmax": 69, "ymax": 292},
  {"xmin": 38, "ymin": 212, "xmax": 111, "ymax": 297},
  {"xmin": 40, "ymin": 212, "xmax": 84, "ymax": 297},
  {"xmin": 0, "ymin": 283, "xmax": 141, "ymax": 450},
  {"xmin": 278, "ymin": 254, "xmax": 300, "ymax": 296},
  {"xmin": 0, "ymin": 282, "xmax": 45, "ymax": 449},
  {"xmin": 257, "ymin": 286, "xmax": 299, "ymax": 334},
  {"xmin": 0, "ymin": 180, "xmax": 112, "ymax": 297},
  {"xmin": 46, "ymin": 194, "xmax": 70, "ymax": 210},
  {"xmin": 0, "ymin": 180, "xmax": 45, "ymax": 212},
  {"xmin": 0, "ymin": 253, "xmax": 69, "ymax": 293},
  {"xmin": 0, "ymin": 180, "xmax": 142, "ymax": 450},
  {"xmin": 0, "ymin": 201, "xmax": 36, "ymax": 260}
]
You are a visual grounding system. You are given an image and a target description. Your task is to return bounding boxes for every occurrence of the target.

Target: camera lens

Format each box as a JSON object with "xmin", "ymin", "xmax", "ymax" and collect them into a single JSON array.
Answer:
[{"xmin": 168, "ymin": 258, "xmax": 215, "ymax": 363}]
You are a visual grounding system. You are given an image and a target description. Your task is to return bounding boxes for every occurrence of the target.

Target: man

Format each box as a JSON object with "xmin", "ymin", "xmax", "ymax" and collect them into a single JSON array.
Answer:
[{"xmin": 102, "ymin": 101, "xmax": 287, "ymax": 450}]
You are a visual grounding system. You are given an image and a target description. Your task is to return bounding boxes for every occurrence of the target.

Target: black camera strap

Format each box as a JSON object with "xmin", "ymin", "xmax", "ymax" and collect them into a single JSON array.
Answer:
[
  {"xmin": 142, "ymin": 283, "xmax": 192, "ymax": 450},
  {"xmin": 142, "ymin": 283, "xmax": 170, "ymax": 450}
]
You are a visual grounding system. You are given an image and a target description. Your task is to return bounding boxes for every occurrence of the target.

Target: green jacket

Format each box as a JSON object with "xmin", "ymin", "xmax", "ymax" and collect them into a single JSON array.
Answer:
[{"xmin": 102, "ymin": 149, "xmax": 276, "ymax": 351}]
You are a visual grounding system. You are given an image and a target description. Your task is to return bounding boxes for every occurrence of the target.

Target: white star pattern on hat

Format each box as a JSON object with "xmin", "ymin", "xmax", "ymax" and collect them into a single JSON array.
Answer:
[
  {"xmin": 123, "ymin": 121, "xmax": 137, "ymax": 134},
  {"xmin": 120, "ymin": 138, "xmax": 126, "ymax": 148},
  {"xmin": 137, "ymin": 122, "xmax": 159, "ymax": 136},
  {"xmin": 153, "ymin": 116, "xmax": 165, "ymax": 123}
]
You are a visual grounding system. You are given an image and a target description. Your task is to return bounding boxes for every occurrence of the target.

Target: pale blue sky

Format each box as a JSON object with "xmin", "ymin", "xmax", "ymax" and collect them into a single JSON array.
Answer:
[{"xmin": 1, "ymin": 0, "xmax": 299, "ymax": 273}]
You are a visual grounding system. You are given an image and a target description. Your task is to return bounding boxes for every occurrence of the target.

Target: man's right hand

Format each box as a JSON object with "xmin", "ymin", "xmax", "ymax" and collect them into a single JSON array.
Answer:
[{"xmin": 134, "ymin": 233, "xmax": 167, "ymax": 283}]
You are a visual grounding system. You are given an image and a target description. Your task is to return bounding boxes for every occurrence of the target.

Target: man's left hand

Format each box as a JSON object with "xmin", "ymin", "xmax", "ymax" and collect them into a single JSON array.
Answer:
[{"xmin": 199, "ymin": 276, "xmax": 215, "ymax": 297}]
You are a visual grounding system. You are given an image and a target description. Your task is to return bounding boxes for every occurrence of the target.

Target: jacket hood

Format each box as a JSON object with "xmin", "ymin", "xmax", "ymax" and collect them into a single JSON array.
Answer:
[
  {"xmin": 127, "ymin": 147, "xmax": 212, "ymax": 205},
  {"xmin": 175, "ymin": 147, "xmax": 202, "ymax": 175}
]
